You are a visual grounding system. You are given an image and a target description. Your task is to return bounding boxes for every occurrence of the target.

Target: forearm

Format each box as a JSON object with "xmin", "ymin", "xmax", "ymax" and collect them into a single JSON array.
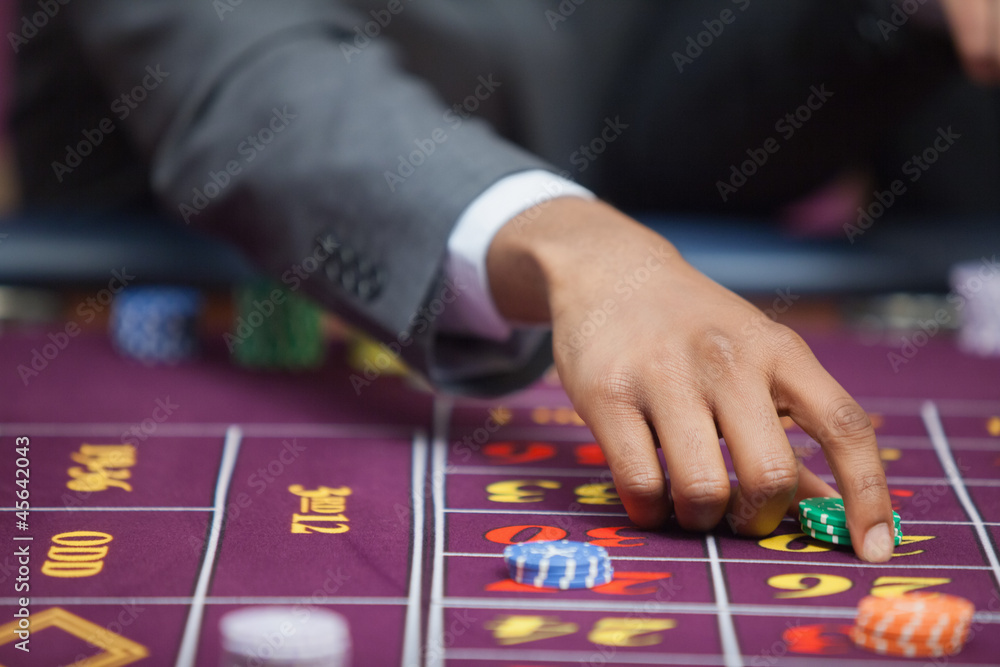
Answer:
[{"xmin": 63, "ymin": 0, "xmax": 550, "ymax": 373}]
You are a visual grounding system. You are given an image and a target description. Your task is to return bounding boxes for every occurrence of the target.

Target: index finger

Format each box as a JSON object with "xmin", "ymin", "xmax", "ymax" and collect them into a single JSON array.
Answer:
[{"xmin": 774, "ymin": 352, "xmax": 895, "ymax": 563}]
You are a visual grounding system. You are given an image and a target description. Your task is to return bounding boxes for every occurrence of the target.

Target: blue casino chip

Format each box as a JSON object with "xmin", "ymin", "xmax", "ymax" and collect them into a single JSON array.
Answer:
[
  {"xmin": 525, "ymin": 569, "xmax": 613, "ymax": 590},
  {"xmin": 503, "ymin": 540, "xmax": 613, "ymax": 590},
  {"xmin": 110, "ymin": 287, "xmax": 202, "ymax": 364},
  {"xmin": 514, "ymin": 563, "xmax": 613, "ymax": 589}
]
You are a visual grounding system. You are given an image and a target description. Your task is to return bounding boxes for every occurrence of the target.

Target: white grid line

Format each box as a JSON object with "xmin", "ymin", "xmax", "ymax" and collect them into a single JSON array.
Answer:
[
  {"xmin": 443, "ymin": 648, "xmax": 991, "ymax": 666},
  {"xmin": 923, "ymin": 402, "xmax": 1000, "ymax": 591},
  {"xmin": 443, "ymin": 508, "xmax": 629, "ymax": 517},
  {"xmin": 439, "ymin": 470, "xmax": 1000, "ymax": 487},
  {"xmin": 437, "ymin": 597, "xmax": 1000, "ymax": 622},
  {"xmin": 402, "ymin": 431, "xmax": 428, "ymax": 667},
  {"xmin": 444, "ymin": 648, "xmax": 726, "ymax": 665},
  {"xmin": 448, "ymin": 465, "xmax": 613, "ymax": 477},
  {"xmin": 436, "ymin": 509, "xmax": 1000, "ymax": 525},
  {"xmin": 0, "ymin": 596, "xmax": 409, "ymax": 606},
  {"xmin": 4, "ymin": 508, "xmax": 996, "ymax": 523},
  {"xmin": 439, "ymin": 552, "xmax": 995, "ymax": 570},
  {"xmin": 0, "ymin": 507, "xmax": 214, "ymax": 512},
  {"xmin": 705, "ymin": 535, "xmax": 741, "ymax": 667},
  {"xmin": 434, "ymin": 405, "xmax": 999, "ymax": 664},
  {"xmin": 175, "ymin": 425, "xmax": 242, "ymax": 667},
  {"xmin": 435, "ymin": 598, "xmax": 835, "ymax": 617},
  {"xmin": 6, "ymin": 398, "xmax": 996, "ymax": 664},
  {"xmin": 425, "ymin": 398, "xmax": 452, "ymax": 667},
  {"xmin": 0, "ymin": 422, "xmax": 411, "ymax": 438}
]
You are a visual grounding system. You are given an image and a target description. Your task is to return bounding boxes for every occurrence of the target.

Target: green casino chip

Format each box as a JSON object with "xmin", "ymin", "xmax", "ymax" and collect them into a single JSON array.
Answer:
[
  {"xmin": 800, "ymin": 497, "xmax": 901, "ymax": 528},
  {"xmin": 801, "ymin": 516, "xmax": 899, "ymax": 537},
  {"xmin": 805, "ymin": 525, "xmax": 902, "ymax": 548},
  {"xmin": 231, "ymin": 280, "xmax": 326, "ymax": 370},
  {"xmin": 801, "ymin": 517, "xmax": 852, "ymax": 536}
]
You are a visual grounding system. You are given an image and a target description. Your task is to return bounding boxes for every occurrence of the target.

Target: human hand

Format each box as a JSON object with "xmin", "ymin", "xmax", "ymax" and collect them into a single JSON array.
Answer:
[
  {"xmin": 939, "ymin": 0, "xmax": 1000, "ymax": 84},
  {"xmin": 487, "ymin": 198, "xmax": 896, "ymax": 562}
]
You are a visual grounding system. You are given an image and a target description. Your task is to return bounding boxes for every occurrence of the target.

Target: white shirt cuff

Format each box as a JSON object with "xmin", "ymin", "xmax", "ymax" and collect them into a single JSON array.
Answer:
[{"xmin": 439, "ymin": 170, "xmax": 595, "ymax": 341}]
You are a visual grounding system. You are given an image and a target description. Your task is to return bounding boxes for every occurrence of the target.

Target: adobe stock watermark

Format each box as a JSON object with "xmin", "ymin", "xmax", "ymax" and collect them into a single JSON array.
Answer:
[
  {"xmin": 545, "ymin": 0, "xmax": 587, "ymax": 31},
  {"xmin": 844, "ymin": 126, "xmax": 960, "ymax": 243},
  {"xmin": 578, "ymin": 577, "xmax": 685, "ymax": 666},
  {"xmin": 339, "ymin": 0, "xmax": 414, "ymax": 62},
  {"xmin": 224, "ymin": 286, "xmax": 289, "ymax": 354},
  {"xmin": 569, "ymin": 116, "xmax": 628, "ymax": 173},
  {"xmin": 725, "ymin": 481, "xmax": 791, "ymax": 534},
  {"xmin": 740, "ymin": 288, "xmax": 801, "ymax": 342},
  {"xmin": 189, "ymin": 438, "xmax": 307, "ymax": 554},
  {"xmin": 212, "ymin": 0, "xmax": 246, "ymax": 21},
  {"xmin": 16, "ymin": 268, "xmax": 135, "ymax": 386},
  {"xmin": 120, "ymin": 397, "xmax": 180, "ymax": 447},
  {"xmin": 451, "ymin": 409, "xmax": 511, "ymax": 464},
  {"xmin": 420, "ymin": 610, "xmax": 477, "ymax": 667},
  {"xmin": 348, "ymin": 276, "xmax": 467, "ymax": 394},
  {"xmin": 750, "ymin": 618, "xmax": 825, "ymax": 667},
  {"xmin": 223, "ymin": 236, "xmax": 340, "ymax": 354},
  {"xmin": 57, "ymin": 401, "xmax": 175, "ymax": 509},
  {"xmin": 51, "ymin": 65, "xmax": 170, "ymax": 183},
  {"xmin": 280, "ymin": 236, "xmax": 340, "ymax": 292},
  {"xmin": 179, "ymin": 106, "xmax": 298, "ymax": 223},
  {"xmin": 555, "ymin": 245, "xmax": 673, "ymax": 356},
  {"xmin": 876, "ymin": 0, "xmax": 935, "ymax": 40},
  {"xmin": 887, "ymin": 254, "xmax": 999, "ymax": 372},
  {"xmin": 509, "ymin": 177, "xmax": 585, "ymax": 235},
  {"xmin": 211, "ymin": 570, "xmax": 354, "ymax": 665},
  {"xmin": 901, "ymin": 471, "xmax": 971, "ymax": 521},
  {"xmin": 506, "ymin": 119, "xmax": 627, "ymax": 236},
  {"xmin": 672, "ymin": 0, "xmax": 752, "ymax": 73},
  {"xmin": 394, "ymin": 408, "xmax": 510, "ymax": 528},
  {"xmin": 8, "ymin": 0, "xmax": 71, "ymax": 53},
  {"xmin": 224, "ymin": 236, "xmax": 339, "ymax": 354},
  {"xmin": 394, "ymin": 458, "xmax": 458, "ymax": 527},
  {"xmin": 384, "ymin": 75, "xmax": 502, "ymax": 192},
  {"xmin": 75, "ymin": 601, "xmax": 145, "ymax": 661},
  {"xmin": 717, "ymin": 83, "xmax": 834, "ymax": 202}
]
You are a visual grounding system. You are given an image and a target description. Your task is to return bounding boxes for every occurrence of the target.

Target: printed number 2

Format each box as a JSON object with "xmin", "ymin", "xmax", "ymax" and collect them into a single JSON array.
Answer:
[{"xmin": 767, "ymin": 573, "xmax": 951, "ymax": 600}]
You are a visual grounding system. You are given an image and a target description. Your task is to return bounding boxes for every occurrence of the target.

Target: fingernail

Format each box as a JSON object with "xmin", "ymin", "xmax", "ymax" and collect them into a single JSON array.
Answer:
[{"xmin": 862, "ymin": 522, "xmax": 894, "ymax": 563}]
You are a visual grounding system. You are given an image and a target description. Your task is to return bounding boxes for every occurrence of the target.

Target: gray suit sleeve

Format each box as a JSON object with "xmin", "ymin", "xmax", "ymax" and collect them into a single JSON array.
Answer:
[{"xmin": 63, "ymin": 0, "xmax": 554, "ymax": 394}]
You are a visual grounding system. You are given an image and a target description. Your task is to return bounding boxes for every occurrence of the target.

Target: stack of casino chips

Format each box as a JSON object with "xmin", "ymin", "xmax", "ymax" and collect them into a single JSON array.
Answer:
[
  {"xmin": 950, "ymin": 261, "xmax": 1000, "ymax": 357},
  {"xmin": 503, "ymin": 540, "xmax": 613, "ymax": 590},
  {"xmin": 110, "ymin": 287, "xmax": 202, "ymax": 364},
  {"xmin": 799, "ymin": 497, "xmax": 902, "ymax": 548},
  {"xmin": 851, "ymin": 593, "xmax": 975, "ymax": 657},
  {"xmin": 230, "ymin": 279, "xmax": 326, "ymax": 370},
  {"xmin": 219, "ymin": 606, "xmax": 351, "ymax": 666}
]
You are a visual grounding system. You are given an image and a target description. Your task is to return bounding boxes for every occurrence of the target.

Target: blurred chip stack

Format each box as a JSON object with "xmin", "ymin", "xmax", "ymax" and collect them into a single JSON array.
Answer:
[
  {"xmin": 110, "ymin": 286, "xmax": 202, "ymax": 364},
  {"xmin": 851, "ymin": 593, "xmax": 975, "ymax": 657},
  {"xmin": 220, "ymin": 606, "xmax": 351, "ymax": 666},
  {"xmin": 799, "ymin": 497, "xmax": 902, "ymax": 548},
  {"xmin": 230, "ymin": 279, "xmax": 325, "ymax": 370},
  {"xmin": 503, "ymin": 540, "xmax": 613, "ymax": 590},
  {"xmin": 951, "ymin": 260, "xmax": 1000, "ymax": 357}
]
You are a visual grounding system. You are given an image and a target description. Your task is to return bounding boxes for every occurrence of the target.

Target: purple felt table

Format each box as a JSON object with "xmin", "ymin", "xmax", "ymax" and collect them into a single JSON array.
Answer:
[{"xmin": 0, "ymin": 329, "xmax": 999, "ymax": 666}]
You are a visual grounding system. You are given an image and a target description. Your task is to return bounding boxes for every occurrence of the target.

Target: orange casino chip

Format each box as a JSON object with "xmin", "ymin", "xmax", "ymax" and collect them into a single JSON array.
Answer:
[
  {"xmin": 852, "ymin": 593, "xmax": 975, "ymax": 657},
  {"xmin": 854, "ymin": 606, "xmax": 971, "ymax": 643},
  {"xmin": 850, "ymin": 625, "xmax": 966, "ymax": 658},
  {"xmin": 856, "ymin": 593, "xmax": 974, "ymax": 635}
]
